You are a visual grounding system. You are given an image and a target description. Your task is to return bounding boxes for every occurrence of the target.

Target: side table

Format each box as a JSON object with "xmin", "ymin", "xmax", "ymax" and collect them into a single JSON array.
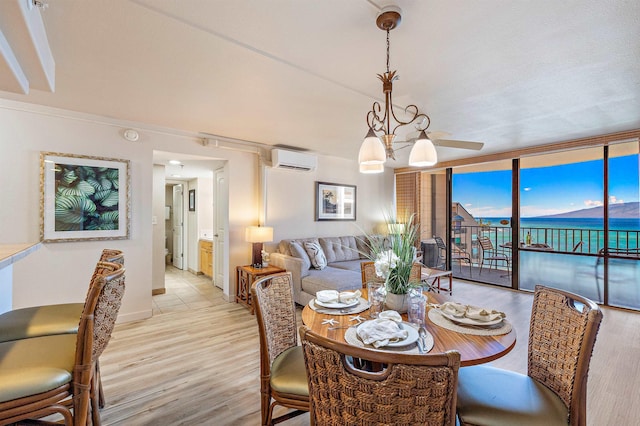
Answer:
[{"xmin": 236, "ymin": 265, "xmax": 286, "ymax": 314}]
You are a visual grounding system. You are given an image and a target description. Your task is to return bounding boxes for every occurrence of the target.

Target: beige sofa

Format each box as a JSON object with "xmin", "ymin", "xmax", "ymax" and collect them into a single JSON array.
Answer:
[{"xmin": 269, "ymin": 235, "xmax": 372, "ymax": 306}]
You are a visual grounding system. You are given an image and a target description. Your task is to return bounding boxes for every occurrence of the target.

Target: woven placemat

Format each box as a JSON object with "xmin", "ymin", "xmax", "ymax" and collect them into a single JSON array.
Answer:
[
  {"xmin": 308, "ymin": 297, "xmax": 370, "ymax": 315},
  {"xmin": 344, "ymin": 325, "xmax": 434, "ymax": 354},
  {"xmin": 428, "ymin": 309, "xmax": 512, "ymax": 336}
]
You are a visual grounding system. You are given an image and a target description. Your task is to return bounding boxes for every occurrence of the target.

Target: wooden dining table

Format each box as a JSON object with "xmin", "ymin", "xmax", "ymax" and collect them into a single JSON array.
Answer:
[{"xmin": 301, "ymin": 289, "xmax": 516, "ymax": 366}]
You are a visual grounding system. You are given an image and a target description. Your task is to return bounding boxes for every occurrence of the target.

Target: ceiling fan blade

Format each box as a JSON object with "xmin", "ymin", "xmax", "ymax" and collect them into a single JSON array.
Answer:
[{"xmin": 433, "ymin": 139, "xmax": 484, "ymax": 150}]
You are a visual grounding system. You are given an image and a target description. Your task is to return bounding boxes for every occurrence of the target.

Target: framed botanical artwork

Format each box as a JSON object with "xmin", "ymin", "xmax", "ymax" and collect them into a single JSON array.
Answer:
[
  {"xmin": 315, "ymin": 181, "xmax": 357, "ymax": 221},
  {"xmin": 189, "ymin": 189, "xmax": 196, "ymax": 211},
  {"xmin": 40, "ymin": 152, "xmax": 131, "ymax": 242}
]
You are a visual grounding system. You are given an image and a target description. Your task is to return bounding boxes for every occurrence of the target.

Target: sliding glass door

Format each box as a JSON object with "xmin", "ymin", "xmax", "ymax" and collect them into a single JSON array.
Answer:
[
  {"xmin": 606, "ymin": 141, "xmax": 640, "ymax": 309},
  {"xmin": 451, "ymin": 161, "xmax": 512, "ymax": 287},
  {"xmin": 519, "ymin": 148, "xmax": 604, "ymax": 302}
]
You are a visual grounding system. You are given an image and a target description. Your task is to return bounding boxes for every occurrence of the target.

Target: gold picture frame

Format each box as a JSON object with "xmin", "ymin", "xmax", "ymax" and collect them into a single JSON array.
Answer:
[{"xmin": 40, "ymin": 152, "xmax": 131, "ymax": 242}]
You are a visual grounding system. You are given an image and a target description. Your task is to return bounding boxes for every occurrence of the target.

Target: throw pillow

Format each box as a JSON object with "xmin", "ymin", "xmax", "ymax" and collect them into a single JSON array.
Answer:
[
  {"xmin": 304, "ymin": 241, "xmax": 327, "ymax": 270},
  {"xmin": 290, "ymin": 241, "xmax": 311, "ymax": 270}
]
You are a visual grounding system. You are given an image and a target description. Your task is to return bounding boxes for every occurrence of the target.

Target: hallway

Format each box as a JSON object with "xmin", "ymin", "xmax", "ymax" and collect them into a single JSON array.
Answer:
[{"xmin": 152, "ymin": 266, "xmax": 226, "ymax": 315}]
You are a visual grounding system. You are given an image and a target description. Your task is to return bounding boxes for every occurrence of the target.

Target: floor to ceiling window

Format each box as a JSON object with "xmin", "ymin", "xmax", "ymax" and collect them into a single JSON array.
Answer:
[
  {"xmin": 413, "ymin": 134, "xmax": 640, "ymax": 310},
  {"xmin": 519, "ymin": 148, "xmax": 604, "ymax": 302},
  {"xmin": 450, "ymin": 161, "xmax": 512, "ymax": 287},
  {"xmin": 606, "ymin": 141, "xmax": 640, "ymax": 309}
]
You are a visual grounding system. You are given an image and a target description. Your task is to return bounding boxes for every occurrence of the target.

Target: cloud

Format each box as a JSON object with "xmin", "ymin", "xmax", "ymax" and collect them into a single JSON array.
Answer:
[
  {"xmin": 609, "ymin": 195, "xmax": 624, "ymax": 204},
  {"xmin": 465, "ymin": 203, "xmax": 473, "ymax": 207},
  {"xmin": 584, "ymin": 200, "xmax": 603, "ymax": 207},
  {"xmin": 523, "ymin": 187, "xmax": 531, "ymax": 191}
]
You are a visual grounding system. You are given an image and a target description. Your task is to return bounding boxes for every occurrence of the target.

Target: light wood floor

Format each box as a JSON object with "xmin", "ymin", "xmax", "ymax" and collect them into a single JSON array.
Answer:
[{"xmin": 98, "ymin": 267, "xmax": 640, "ymax": 425}]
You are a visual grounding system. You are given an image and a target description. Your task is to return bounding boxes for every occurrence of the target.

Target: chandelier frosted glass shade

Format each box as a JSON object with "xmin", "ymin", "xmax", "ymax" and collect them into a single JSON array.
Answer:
[
  {"xmin": 408, "ymin": 130, "xmax": 438, "ymax": 167},
  {"xmin": 358, "ymin": 127, "xmax": 386, "ymax": 165}
]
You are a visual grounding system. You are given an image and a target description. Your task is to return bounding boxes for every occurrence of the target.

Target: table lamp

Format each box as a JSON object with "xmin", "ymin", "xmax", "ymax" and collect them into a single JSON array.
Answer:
[{"xmin": 245, "ymin": 226, "xmax": 274, "ymax": 268}]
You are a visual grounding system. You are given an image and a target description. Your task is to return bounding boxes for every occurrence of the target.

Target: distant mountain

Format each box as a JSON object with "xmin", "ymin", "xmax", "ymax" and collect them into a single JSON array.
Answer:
[{"xmin": 537, "ymin": 202, "xmax": 639, "ymax": 219}]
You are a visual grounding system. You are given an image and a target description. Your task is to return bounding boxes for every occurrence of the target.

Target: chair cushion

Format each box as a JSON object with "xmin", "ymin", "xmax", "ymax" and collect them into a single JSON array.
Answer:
[
  {"xmin": 457, "ymin": 365, "xmax": 569, "ymax": 426},
  {"xmin": 270, "ymin": 346, "xmax": 309, "ymax": 397},
  {"xmin": 0, "ymin": 303, "xmax": 83, "ymax": 343},
  {"xmin": 0, "ymin": 334, "xmax": 77, "ymax": 372},
  {"xmin": 0, "ymin": 367, "xmax": 72, "ymax": 403}
]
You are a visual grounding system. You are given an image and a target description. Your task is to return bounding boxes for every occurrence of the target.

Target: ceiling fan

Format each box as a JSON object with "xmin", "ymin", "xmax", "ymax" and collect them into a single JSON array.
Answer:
[{"xmin": 397, "ymin": 131, "xmax": 485, "ymax": 151}]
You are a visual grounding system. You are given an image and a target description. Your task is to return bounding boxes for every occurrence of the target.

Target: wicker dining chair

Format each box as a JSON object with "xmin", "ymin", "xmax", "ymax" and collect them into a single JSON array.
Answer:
[
  {"xmin": 0, "ymin": 249, "xmax": 124, "ymax": 420},
  {"xmin": 0, "ymin": 261, "xmax": 125, "ymax": 426},
  {"xmin": 456, "ymin": 285, "xmax": 602, "ymax": 426},
  {"xmin": 361, "ymin": 261, "xmax": 422, "ymax": 288},
  {"xmin": 299, "ymin": 325, "xmax": 460, "ymax": 426},
  {"xmin": 251, "ymin": 272, "xmax": 309, "ymax": 425}
]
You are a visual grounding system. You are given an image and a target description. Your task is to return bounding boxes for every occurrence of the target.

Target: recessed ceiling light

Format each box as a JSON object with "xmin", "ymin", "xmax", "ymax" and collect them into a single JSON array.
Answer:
[{"xmin": 169, "ymin": 160, "xmax": 181, "ymax": 165}]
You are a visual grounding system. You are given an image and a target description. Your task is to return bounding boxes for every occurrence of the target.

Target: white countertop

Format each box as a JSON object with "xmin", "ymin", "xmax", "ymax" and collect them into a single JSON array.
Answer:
[{"xmin": 0, "ymin": 243, "xmax": 42, "ymax": 270}]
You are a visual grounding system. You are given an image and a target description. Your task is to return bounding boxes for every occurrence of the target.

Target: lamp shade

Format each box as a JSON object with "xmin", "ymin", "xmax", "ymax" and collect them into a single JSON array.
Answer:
[
  {"xmin": 387, "ymin": 223, "xmax": 405, "ymax": 234},
  {"xmin": 408, "ymin": 130, "xmax": 438, "ymax": 167},
  {"xmin": 245, "ymin": 226, "xmax": 273, "ymax": 243},
  {"xmin": 358, "ymin": 128, "xmax": 386, "ymax": 165},
  {"xmin": 359, "ymin": 162, "xmax": 384, "ymax": 174}
]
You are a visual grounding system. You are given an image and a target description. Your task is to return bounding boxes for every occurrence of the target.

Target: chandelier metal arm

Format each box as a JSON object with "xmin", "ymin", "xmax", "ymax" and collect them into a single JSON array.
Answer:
[{"xmin": 359, "ymin": 5, "xmax": 438, "ymax": 167}]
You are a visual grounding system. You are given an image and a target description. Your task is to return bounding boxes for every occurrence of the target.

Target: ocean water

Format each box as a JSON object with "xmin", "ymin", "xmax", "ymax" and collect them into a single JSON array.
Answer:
[{"xmin": 477, "ymin": 217, "xmax": 640, "ymax": 253}]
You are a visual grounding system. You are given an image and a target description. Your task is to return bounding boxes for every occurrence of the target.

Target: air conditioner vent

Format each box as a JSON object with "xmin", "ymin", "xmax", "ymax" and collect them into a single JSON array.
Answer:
[{"xmin": 271, "ymin": 149, "xmax": 317, "ymax": 172}]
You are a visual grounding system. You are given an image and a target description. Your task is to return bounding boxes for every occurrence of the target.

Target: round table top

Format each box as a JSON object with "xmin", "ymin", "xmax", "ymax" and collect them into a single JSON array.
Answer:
[{"xmin": 301, "ymin": 289, "xmax": 516, "ymax": 367}]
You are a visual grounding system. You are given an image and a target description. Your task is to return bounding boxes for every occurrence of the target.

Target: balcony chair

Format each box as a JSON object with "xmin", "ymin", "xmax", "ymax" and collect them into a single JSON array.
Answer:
[
  {"xmin": 250, "ymin": 272, "xmax": 309, "ymax": 425},
  {"xmin": 299, "ymin": 325, "xmax": 460, "ymax": 426},
  {"xmin": 0, "ymin": 249, "xmax": 124, "ymax": 421},
  {"xmin": 477, "ymin": 237, "xmax": 510, "ymax": 276},
  {"xmin": 0, "ymin": 261, "xmax": 125, "ymax": 426},
  {"xmin": 433, "ymin": 236, "xmax": 473, "ymax": 277},
  {"xmin": 456, "ymin": 285, "xmax": 602, "ymax": 426}
]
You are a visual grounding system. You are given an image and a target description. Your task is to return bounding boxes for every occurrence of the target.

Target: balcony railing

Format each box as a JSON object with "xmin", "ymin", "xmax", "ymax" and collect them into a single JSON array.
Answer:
[{"xmin": 454, "ymin": 225, "xmax": 640, "ymax": 260}]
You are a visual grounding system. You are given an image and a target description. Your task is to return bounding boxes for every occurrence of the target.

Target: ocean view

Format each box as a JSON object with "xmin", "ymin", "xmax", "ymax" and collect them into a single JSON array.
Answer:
[{"xmin": 475, "ymin": 217, "xmax": 640, "ymax": 253}]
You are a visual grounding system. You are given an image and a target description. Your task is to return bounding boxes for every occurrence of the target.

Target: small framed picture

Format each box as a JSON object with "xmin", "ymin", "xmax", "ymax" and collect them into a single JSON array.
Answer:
[
  {"xmin": 189, "ymin": 189, "xmax": 196, "ymax": 211},
  {"xmin": 315, "ymin": 181, "xmax": 357, "ymax": 221},
  {"xmin": 40, "ymin": 152, "xmax": 130, "ymax": 242}
]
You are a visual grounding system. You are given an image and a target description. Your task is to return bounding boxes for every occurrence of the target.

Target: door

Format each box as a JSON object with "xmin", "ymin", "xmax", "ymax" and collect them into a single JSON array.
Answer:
[
  {"xmin": 173, "ymin": 184, "xmax": 184, "ymax": 269},
  {"xmin": 215, "ymin": 169, "xmax": 228, "ymax": 290}
]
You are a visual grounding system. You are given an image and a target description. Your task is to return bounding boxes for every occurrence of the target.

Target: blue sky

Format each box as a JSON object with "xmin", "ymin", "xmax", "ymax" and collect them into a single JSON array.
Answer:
[{"xmin": 453, "ymin": 155, "xmax": 639, "ymax": 218}]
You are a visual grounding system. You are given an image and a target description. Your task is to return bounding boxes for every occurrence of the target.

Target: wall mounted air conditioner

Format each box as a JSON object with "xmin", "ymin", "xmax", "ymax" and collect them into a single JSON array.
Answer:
[{"xmin": 271, "ymin": 149, "xmax": 317, "ymax": 172}]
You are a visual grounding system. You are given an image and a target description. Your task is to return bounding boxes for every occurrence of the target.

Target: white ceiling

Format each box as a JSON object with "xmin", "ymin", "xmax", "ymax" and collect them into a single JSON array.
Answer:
[{"xmin": 2, "ymin": 0, "xmax": 639, "ymax": 171}]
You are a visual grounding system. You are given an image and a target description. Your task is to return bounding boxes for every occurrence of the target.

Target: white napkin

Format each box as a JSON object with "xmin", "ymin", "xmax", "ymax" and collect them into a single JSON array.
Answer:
[
  {"xmin": 316, "ymin": 289, "xmax": 361, "ymax": 304},
  {"xmin": 356, "ymin": 317, "xmax": 408, "ymax": 348},
  {"xmin": 438, "ymin": 302, "xmax": 505, "ymax": 322},
  {"xmin": 377, "ymin": 310, "xmax": 403, "ymax": 323}
]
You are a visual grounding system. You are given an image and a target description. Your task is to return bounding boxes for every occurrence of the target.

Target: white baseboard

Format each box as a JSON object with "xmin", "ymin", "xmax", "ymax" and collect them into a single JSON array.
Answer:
[{"xmin": 117, "ymin": 309, "xmax": 153, "ymax": 324}]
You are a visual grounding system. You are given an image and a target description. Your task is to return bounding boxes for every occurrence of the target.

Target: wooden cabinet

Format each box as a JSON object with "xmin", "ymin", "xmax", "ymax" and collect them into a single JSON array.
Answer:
[
  {"xmin": 199, "ymin": 240, "xmax": 213, "ymax": 277},
  {"xmin": 236, "ymin": 265, "xmax": 285, "ymax": 314}
]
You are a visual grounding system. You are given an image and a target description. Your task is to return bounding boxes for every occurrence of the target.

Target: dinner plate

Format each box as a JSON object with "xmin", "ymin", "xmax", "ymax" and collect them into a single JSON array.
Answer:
[
  {"xmin": 356, "ymin": 321, "xmax": 419, "ymax": 348},
  {"xmin": 314, "ymin": 298, "xmax": 359, "ymax": 309},
  {"xmin": 438, "ymin": 309, "xmax": 504, "ymax": 326}
]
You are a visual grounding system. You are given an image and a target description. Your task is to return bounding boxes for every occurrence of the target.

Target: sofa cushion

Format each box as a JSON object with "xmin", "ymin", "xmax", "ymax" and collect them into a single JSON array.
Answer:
[
  {"xmin": 328, "ymin": 259, "xmax": 365, "ymax": 273},
  {"xmin": 289, "ymin": 241, "xmax": 311, "ymax": 271},
  {"xmin": 301, "ymin": 268, "xmax": 363, "ymax": 295},
  {"xmin": 279, "ymin": 237, "xmax": 321, "ymax": 256},
  {"xmin": 304, "ymin": 241, "xmax": 327, "ymax": 270},
  {"xmin": 319, "ymin": 236, "xmax": 361, "ymax": 263}
]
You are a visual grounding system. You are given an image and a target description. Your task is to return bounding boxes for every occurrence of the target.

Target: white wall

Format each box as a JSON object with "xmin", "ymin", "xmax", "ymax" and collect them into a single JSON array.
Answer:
[
  {"xmin": 0, "ymin": 100, "xmax": 260, "ymax": 320},
  {"xmin": 152, "ymin": 165, "xmax": 166, "ymax": 291},
  {"xmin": 265, "ymin": 155, "xmax": 394, "ymax": 247}
]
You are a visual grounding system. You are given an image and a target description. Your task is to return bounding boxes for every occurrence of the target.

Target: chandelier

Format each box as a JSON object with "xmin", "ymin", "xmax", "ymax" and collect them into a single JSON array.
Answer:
[{"xmin": 358, "ymin": 6, "xmax": 437, "ymax": 173}]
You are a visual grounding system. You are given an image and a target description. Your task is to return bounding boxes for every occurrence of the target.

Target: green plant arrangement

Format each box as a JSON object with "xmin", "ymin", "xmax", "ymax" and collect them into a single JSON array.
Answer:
[
  {"xmin": 54, "ymin": 164, "xmax": 121, "ymax": 231},
  {"xmin": 366, "ymin": 212, "xmax": 421, "ymax": 295}
]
